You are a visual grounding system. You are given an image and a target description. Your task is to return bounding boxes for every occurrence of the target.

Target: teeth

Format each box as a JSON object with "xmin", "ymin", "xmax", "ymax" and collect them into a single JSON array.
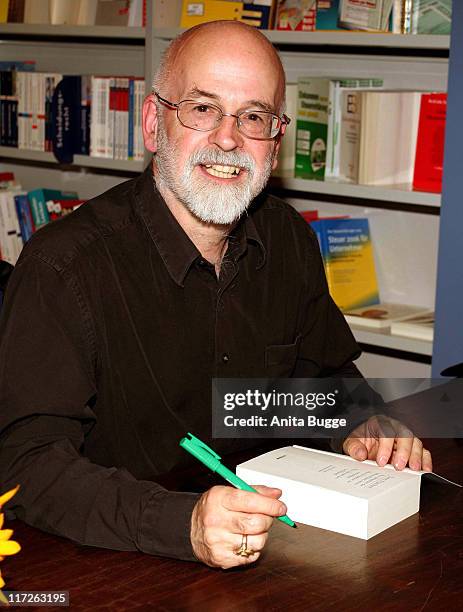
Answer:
[{"xmin": 203, "ymin": 164, "xmax": 241, "ymax": 178}]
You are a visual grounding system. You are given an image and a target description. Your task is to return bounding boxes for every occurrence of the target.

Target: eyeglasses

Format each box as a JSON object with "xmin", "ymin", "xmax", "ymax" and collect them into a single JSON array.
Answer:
[{"xmin": 154, "ymin": 91, "xmax": 290, "ymax": 141}]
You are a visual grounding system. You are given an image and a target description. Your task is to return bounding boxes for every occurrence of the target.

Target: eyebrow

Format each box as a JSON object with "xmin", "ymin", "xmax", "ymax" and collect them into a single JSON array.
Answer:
[{"xmin": 183, "ymin": 86, "xmax": 275, "ymax": 113}]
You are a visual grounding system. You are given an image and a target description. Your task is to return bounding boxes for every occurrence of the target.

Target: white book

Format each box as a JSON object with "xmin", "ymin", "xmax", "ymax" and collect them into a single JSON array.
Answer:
[
  {"xmin": 237, "ymin": 445, "xmax": 460, "ymax": 540},
  {"xmin": 128, "ymin": 0, "xmax": 143, "ymax": 27},
  {"xmin": 0, "ymin": 191, "xmax": 22, "ymax": 265},
  {"xmin": 344, "ymin": 302, "xmax": 431, "ymax": 329},
  {"xmin": 16, "ymin": 71, "xmax": 25, "ymax": 150},
  {"xmin": 358, "ymin": 90, "xmax": 422, "ymax": 186},
  {"xmin": 390, "ymin": 311, "xmax": 434, "ymax": 341},
  {"xmin": 338, "ymin": 90, "xmax": 362, "ymax": 183},
  {"xmin": 49, "ymin": 0, "xmax": 74, "ymax": 25},
  {"xmin": 71, "ymin": 0, "xmax": 98, "ymax": 25},
  {"xmin": 121, "ymin": 77, "xmax": 129, "ymax": 160},
  {"xmin": 339, "ymin": 0, "xmax": 384, "ymax": 31},
  {"xmin": 108, "ymin": 76, "xmax": 116, "ymax": 159},
  {"xmin": 90, "ymin": 76, "xmax": 111, "ymax": 158},
  {"xmin": 134, "ymin": 79, "xmax": 145, "ymax": 161},
  {"xmin": 325, "ymin": 78, "xmax": 383, "ymax": 182}
]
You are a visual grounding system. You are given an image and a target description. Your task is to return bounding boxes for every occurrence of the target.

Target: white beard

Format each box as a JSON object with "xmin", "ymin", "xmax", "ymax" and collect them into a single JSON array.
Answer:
[{"xmin": 154, "ymin": 118, "xmax": 274, "ymax": 225}]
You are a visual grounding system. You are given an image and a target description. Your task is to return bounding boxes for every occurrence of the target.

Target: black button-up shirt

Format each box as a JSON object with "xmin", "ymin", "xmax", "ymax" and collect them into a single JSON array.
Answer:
[{"xmin": 0, "ymin": 165, "xmax": 360, "ymax": 560}]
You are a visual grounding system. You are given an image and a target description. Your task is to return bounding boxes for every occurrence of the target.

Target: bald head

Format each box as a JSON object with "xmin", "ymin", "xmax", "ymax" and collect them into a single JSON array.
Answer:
[{"xmin": 153, "ymin": 21, "xmax": 286, "ymax": 113}]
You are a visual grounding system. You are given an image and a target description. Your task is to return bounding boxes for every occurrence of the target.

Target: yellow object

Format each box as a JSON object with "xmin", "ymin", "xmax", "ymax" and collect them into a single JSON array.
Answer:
[
  {"xmin": 0, "ymin": 485, "xmax": 21, "ymax": 597},
  {"xmin": 0, "ymin": 0, "xmax": 9, "ymax": 24},
  {"xmin": 180, "ymin": 1, "xmax": 243, "ymax": 28}
]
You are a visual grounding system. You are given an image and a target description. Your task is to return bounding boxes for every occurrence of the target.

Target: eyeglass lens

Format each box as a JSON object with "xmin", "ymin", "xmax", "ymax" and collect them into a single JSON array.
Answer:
[{"xmin": 177, "ymin": 102, "xmax": 280, "ymax": 139}]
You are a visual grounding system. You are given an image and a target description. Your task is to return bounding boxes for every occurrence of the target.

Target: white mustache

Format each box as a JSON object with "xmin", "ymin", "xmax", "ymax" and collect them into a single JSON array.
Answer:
[{"xmin": 188, "ymin": 148, "xmax": 255, "ymax": 172}]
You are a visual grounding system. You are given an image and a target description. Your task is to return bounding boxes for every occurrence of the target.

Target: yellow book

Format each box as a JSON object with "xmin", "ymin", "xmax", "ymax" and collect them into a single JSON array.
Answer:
[
  {"xmin": 311, "ymin": 218, "xmax": 379, "ymax": 312},
  {"xmin": 0, "ymin": 0, "xmax": 9, "ymax": 23},
  {"xmin": 181, "ymin": 1, "xmax": 243, "ymax": 28}
]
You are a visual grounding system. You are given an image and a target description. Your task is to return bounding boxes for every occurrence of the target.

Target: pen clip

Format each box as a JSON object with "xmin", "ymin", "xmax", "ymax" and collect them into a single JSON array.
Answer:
[{"xmin": 183, "ymin": 432, "xmax": 222, "ymax": 460}]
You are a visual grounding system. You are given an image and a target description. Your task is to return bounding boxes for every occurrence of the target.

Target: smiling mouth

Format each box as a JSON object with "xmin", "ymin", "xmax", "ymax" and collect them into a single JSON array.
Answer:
[{"xmin": 201, "ymin": 164, "xmax": 242, "ymax": 179}]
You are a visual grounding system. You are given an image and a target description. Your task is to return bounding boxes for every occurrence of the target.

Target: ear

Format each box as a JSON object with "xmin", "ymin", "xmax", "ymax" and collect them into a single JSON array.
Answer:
[
  {"xmin": 271, "ymin": 136, "xmax": 282, "ymax": 171},
  {"xmin": 142, "ymin": 93, "xmax": 159, "ymax": 153}
]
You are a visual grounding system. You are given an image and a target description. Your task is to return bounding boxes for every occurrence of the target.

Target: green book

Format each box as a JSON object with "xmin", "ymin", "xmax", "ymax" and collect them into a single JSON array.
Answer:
[
  {"xmin": 295, "ymin": 77, "xmax": 330, "ymax": 181},
  {"xmin": 27, "ymin": 188, "xmax": 78, "ymax": 230},
  {"xmin": 411, "ymin": 0, "xmax": 452, "ymax": 35}
]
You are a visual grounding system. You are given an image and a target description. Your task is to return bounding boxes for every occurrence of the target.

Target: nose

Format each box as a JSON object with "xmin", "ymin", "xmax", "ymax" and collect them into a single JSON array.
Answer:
[{"xmin": 207, "ymin": 114, "xmax": 244, "ymax": 151}]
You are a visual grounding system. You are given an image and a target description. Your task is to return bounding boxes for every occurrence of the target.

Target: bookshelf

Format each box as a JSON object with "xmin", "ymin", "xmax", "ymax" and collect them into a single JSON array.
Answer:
[
  {"xmin": 0, "ymin": 24, "xmax": 145, "ymax": 39},
  {"xmin": 151, "ymin": 28, "xmax": 450, "ymax": 50},
  {"xmin": 0, "ymin": 147, "xmax": 144, "ymax": 173},
  {"xmin": 0, "ymin": 1, "xmax": 454, "ymax": 375},
  {"xmin": 270, "ymin": 175, "xmax": 441, "ymax": 210}
]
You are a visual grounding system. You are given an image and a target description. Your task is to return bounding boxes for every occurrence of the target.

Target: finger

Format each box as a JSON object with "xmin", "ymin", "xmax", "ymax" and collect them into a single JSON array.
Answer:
[
  {"xmin": 392, "ymin": 436, "xmax": 414, "ymax": 470},
  {"xmin": 228, "ymin": 511, "xmax": 273, "ymax": 535},
  {"xmin": 343, "ymin": 437, "xmax": 368, "ymax": 461},
  {"xmin": 375, "ymin": 437, "xmax": 395, "ymax": 467},
  {"xmin": 231, "ymin": 532, "xmax": 268, "ymax": 554},
  {"xmin": 217, "ymin": 532, "xmax": 268, "ymax": 569},
  {"xmin": 252, "ymin": 485, "xmax": 282, "ymax": 499},
  {"xmin": 422, "ymin": 448, "xmax": 433, "ymax": 472},
  {"xmin": 222, "ymin": 489, "xmax": 286, "ymax": 517},
  {"xmin": 408, "ymin": 437, "xmax": 424, "ymax": 471}
]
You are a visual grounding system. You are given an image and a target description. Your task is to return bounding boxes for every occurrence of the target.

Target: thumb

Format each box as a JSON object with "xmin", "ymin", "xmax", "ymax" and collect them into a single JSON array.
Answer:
[
  {"xmin": 252, "ymin": 484, "xmax": 283, "ymax": 499},
  {"xmin": 343, "ymin": 438, "xmax": 368, "ymax": 461}
]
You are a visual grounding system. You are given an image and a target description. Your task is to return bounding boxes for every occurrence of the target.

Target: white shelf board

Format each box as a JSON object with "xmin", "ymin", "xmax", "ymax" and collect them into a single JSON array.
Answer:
[
  {"xmin": 153, "ymin": 28, "xmax": 449, "ymax": 50},
  {"xmin": 0, "ymin": 24, "xmax": 145, "ymax": 39},
  {"xmin": 0, "ymin": 147, "xmax": 143, "ymax": 173},
  {"xmin": 270, "ymin": 175, "xmax": 441, "ymax": 207},
  {"xmin": 351, "ymin": 325, "xmax": 433, "ymax": 356}
]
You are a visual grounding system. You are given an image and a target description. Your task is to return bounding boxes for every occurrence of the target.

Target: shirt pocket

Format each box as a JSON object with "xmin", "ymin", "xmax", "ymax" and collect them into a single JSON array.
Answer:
[{"xmin": 264, "ymin": 335, "xmax": 301, "ymax": 377}]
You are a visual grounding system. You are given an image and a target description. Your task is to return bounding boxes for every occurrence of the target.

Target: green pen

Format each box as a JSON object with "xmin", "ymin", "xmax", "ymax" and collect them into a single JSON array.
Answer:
[{"xmin": 180, "ymin": 433, "xmax": 297, "ymax": 528}]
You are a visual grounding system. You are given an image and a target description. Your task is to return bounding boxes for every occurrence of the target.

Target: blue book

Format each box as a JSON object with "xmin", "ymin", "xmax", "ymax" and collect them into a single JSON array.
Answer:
[
  {"xmin": 128, "ymin": 77, "xmax": 134, "ymax": 160},
  {"xmin": 14, "ymin": 194, "xmax": 35, "ymax": 243},
  {"xmin": 51, "ymin": 76, "xmax": 83, "ymax": 164},
  {"xmin": 0, "ymin": 61, "xmax": 35, "ymax": 71},
  {"xmin": 316, "ymin": 0, "xmax": 340, "ymax": 30}
]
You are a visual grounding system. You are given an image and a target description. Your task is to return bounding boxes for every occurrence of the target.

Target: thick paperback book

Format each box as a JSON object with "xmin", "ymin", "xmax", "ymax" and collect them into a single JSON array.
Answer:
[{"xmin": 237, "ymin": 446, "xmax": 460, "ymax": 540}]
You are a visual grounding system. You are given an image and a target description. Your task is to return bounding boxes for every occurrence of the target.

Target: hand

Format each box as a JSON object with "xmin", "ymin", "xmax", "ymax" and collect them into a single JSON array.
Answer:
[
  {"xmin": 342, "ymin": 415, "xmax": 433, "ymax": 472},
  {"xmin": 190, "ymin": 484, "xmax": 286, "ymax": 569}
]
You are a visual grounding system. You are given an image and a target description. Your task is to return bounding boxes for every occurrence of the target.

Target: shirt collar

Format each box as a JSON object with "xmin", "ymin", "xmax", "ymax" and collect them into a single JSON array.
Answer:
[{"xmin": 134, "ymin": 165, "xmax": 266, "ymax": 286}]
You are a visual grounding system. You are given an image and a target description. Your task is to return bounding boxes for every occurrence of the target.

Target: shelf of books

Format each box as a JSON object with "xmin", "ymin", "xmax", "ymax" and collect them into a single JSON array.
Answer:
[
  {"xmin": 0, "ymin": 148, "xmax": 144, "ymax": 173},
  {"xmin": 152, "ymin": 28, "xmax": 450, "ymax": 50},
  {"xmin": 0, "ymin": 24, "xmax": 145, "ymax": 39},
  {"xmin": 270, "ymin": 175, "xmax": 441, "ymax": 208}
]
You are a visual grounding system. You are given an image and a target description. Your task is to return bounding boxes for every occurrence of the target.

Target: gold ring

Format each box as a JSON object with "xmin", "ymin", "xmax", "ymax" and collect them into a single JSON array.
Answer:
[{"xmin": 235, "ymin": 534, "xmax": 254, "ymax": 557}]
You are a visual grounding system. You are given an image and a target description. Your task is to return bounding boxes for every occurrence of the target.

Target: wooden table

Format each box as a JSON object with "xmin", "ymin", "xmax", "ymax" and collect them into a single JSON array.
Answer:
[{"xmin": 2, "ymin": 440, "xmax": 463, "ymax": 611}]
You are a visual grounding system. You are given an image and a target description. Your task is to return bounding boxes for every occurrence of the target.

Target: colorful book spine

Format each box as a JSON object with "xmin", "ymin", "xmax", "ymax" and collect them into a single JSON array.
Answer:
[
  {"xmin": 310, "ymin": 217, "xmax": 379, "ymax": 312},
  {"xmin": 315, "ymin": 0, "xmax": 340, "ymax": 30},
  {"xmin": 276, "ymin": 0, "xmax": 316, "ymax": 30},
  {"xmin": 295, "ymin": 77, "xmax": 330, "ymax": 181},
  {"xmin": 14, "ymin": 193, "xmax": 35, "ymax": 243},
  {"xmin": 128, "ymin": 77, "xmax": 134, "ymax": 161},
  {"xmin": 27, "ymin": 188, "xmax": 78, "ymax": 230}
]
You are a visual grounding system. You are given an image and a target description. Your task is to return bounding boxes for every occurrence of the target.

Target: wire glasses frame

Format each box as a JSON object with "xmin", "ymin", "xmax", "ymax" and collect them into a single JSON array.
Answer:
[{"xmin": 154, "ymin": 91, "xmax": 290, "ymax": 141}]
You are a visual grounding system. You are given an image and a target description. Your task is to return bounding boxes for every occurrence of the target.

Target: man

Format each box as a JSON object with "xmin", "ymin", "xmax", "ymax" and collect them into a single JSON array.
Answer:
[{"xmin": 0, "ymin": 21, "xmax": 431, "ymax": 570}]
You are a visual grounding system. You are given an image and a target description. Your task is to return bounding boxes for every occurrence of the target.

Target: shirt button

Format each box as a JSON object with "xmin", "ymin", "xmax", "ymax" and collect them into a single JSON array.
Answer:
[
  {"xmin": 222, "ymin": 353, "xmax": 230, "ymax": 363},
  {"xmin": 198, "ymin": 259, "xmax": 207, "ymax": 267}
]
